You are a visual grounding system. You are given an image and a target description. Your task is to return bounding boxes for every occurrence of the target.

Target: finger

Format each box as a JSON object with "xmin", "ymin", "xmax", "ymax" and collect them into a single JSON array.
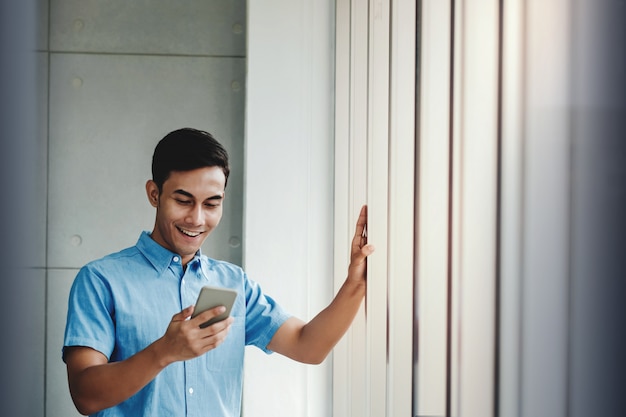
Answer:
[
  {"xmin": 199, "ymin": 316, "xmax": 234, "ymax": 340},
  {"xmin": 207, "ymin": 316, "xmax": 234, "ymax": 332},
  {"xmin": 352, "ymin": 205, "xmax": 368, "ymax": 248},
  {"xmin": 198, "ymin": 321, "xmax": 233, "ymax": 350},
  {"xmin": 190, "ymin": 306, "xmax": 227, "ymax": 327},
  {"xmin": 172, "ymin": 305, "xmax": 195, "ymax": 321}
]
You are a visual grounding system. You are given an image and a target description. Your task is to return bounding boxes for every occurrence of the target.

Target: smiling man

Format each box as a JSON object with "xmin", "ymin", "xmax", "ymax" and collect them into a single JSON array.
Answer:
[
  {"xmin": 62, "ymin": 128, "xmax": 374, "ymax": 417},
  {"xmin": 147, "ymin": 168, "xmax": 226, "ymax": 265}
]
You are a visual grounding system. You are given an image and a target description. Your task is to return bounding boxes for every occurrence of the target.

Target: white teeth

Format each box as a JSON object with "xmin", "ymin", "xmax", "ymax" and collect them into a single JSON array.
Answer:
[{"xmin": 178, "ymin": 227, "xmax": 201, "ymax": 237}]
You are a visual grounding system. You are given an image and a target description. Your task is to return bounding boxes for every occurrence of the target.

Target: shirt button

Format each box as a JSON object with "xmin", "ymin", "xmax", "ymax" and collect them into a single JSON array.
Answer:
[
  {"xmin": 188, "ymin": 388, "xmax": 194, "ymax": 395},
  {"xmin": 173, "ymin": 256, "xmax": 180, "ymax": 262}
]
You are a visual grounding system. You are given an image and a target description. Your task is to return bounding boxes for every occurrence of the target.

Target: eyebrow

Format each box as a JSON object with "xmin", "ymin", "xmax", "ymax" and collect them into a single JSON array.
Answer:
[{"xmin": 173, "ymin": 189, "xmax": 224, "ymax": 201}]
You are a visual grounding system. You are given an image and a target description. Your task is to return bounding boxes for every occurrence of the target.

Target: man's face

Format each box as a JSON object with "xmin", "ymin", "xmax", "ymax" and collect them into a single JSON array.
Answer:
[{"xmin": 146, "ymin": 166, "xmax": 226, "ymax": 266}]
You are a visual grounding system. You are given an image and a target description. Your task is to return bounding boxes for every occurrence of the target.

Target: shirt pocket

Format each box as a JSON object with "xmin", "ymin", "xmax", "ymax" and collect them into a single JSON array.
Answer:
[{"xmin": 204, "ymin": 316, "xmax": 245, "ymax": 372}]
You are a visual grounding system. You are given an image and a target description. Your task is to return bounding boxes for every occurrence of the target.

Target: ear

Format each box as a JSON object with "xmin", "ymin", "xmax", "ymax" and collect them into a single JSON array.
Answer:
[{"xmin": 145, "ymin": 180, "xmax": 160, "ymax": 207}]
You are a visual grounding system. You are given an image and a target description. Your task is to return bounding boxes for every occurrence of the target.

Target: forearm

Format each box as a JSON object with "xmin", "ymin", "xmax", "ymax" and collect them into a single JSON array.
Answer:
[
  {"xmin": 294, "ymin": 278, "xmax": 366, "ymax": 364},
  {"xmin": 270, "ymin": 204, "xmax": 373, "ymax": 364},
  {"xmin": 68, "ymin": 339, "xmax": 171, "ymax": 415}
]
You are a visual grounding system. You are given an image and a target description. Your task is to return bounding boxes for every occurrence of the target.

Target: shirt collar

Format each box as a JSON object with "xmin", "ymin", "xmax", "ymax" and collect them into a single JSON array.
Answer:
[{"xmin": 136, "ymin": 231, "xmax": 204, "ymax": 276}]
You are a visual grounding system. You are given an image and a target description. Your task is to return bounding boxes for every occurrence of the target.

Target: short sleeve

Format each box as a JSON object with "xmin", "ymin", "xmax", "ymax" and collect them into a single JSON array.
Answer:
[
  {"xmin": 244, "ymin": 275, "xmax": 291, "ymax": 353},
  {"xmin": 62, "ymin": 264, "xmax": 116, "ymax": 362}
]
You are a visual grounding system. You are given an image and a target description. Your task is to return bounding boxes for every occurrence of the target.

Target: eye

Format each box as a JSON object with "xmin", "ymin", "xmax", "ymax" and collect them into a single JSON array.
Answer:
[{"xmin": 175, "ymin": 199, "xmax": 192, "ymax": 205}]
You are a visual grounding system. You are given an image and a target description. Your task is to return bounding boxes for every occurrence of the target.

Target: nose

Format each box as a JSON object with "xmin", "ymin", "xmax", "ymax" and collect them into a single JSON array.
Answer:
[{"xmin": 185, "ymin": 203, "xmax": 203, "ymax": 225}]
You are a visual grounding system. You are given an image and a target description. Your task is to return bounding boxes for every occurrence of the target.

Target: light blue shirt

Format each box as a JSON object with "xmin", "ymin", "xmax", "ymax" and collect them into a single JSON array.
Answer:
[{"xmin": 63, "ymin": 231, "xmax": 291, "ymax": 417}]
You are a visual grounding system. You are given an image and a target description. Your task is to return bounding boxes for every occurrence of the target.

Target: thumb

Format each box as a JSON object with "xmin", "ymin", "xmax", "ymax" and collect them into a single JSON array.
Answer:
[
  {"xmin": 352, "ymin": 243, "xmax": 375, "ymax": 265},
  {"xmin": 361, "ymin": 243, "xmax": 375, "ymax": 257}
]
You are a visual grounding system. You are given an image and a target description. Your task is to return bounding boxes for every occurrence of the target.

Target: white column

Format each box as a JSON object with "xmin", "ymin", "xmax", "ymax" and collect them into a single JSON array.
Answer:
[{"xmin": 244, "ymin": 2, "xmax": 335, "ymax": 416}]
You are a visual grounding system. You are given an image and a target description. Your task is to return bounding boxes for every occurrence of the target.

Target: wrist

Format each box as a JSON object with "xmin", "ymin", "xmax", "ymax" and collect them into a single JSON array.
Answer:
[
  {"xmin": 342, "ymin": 277, "xmax": 367, "ymax": 296},
  {"xmin": 148, "ymin": 337, "xmax": 175, "ymax": 369}
]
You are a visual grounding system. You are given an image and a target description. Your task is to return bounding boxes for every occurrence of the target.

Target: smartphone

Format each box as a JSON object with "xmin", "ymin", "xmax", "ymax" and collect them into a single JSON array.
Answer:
[{"xmin": 191, "ymin": 285, "xmax": 238, "ymax": 328}]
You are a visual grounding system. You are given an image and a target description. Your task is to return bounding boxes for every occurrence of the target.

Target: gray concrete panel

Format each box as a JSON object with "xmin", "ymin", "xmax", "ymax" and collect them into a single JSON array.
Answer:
[
  {"xmin": 37, "ymin": 0, "xmax": 49, "ymax": 51},
  {"xmin": 46, "ymin": 268, "xmax": 81, "ymax": 417},
  {"xmin": 50, "ymin": 0, "xmax": 246, "ymax": 56},
  {"xmin": 31, "ymin": 52, "xmax": 49, "ymax": 268},
  {"xmin": 48, "ymin": 53, "xmax": 245, "ymax": 268},
  {"xmin": 17, "ymin": 268, "xmax": 46, "ymax": 417}
]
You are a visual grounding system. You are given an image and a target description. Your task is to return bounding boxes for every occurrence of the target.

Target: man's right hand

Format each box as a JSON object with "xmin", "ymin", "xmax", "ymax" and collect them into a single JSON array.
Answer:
[{"xmin": 157, "ymin": 305, "xmax": 234, "ymax": 363}]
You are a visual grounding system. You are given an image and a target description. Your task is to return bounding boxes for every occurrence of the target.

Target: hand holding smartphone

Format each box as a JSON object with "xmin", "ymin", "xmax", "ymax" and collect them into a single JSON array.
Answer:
[{"xmin": 191, "ymin": 286, "xmax": 237, "ymax": 328}]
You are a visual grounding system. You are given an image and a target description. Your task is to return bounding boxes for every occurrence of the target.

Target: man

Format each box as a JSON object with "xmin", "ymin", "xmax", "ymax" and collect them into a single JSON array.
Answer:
[{"xmin": 63, "ymin": 128, "xmax": 374, "ymax": 416}]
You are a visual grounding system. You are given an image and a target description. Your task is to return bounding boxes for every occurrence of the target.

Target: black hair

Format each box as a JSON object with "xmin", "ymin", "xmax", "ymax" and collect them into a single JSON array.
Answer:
[{"xmin": 151, "ymin": 128, "xmax": 230, "ymax": 191}]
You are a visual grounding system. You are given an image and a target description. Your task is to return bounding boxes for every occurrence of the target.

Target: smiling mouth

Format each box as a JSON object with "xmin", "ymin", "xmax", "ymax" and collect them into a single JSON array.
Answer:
[{"xmin": 176, "ymin": 226, "xmax": 204, "ymax": 238}]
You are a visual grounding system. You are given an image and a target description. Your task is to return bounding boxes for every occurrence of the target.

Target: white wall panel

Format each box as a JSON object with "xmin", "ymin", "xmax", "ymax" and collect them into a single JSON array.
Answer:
[
  {"xmin": 244, "ymin": 1, "xmax": 335, "ymax": 416},
  {"xmin": 387, "ymin": 1, "xmax": 416, "ymax": 415},
  {"xmin": 415, "ymin": 1, "xmax": 452, "ymax": 414},
  {"xmin": 450, "ymin": 1, "xmax": 499, "ymax": 416},
  {"xmin": 334, "ymin": 2, "xmax": 415, "ymax": 417},
  {"xmin": 365, "ymin": 1, "xmax": 390, "ymax": 415},
  {"xmin": 47, "ymin": 54, "xmax": 245, "ymax": 268},
  {"xmin": 50, "ymin": 0, "xmax": 245, "ymax": 56},
  {"xmin": 500, "ymin": 1, "xmax": 524, "ymax": 416},
  {"xmin": 333, "ymin": 0, "xmax": 370, "ymax": 415}
]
